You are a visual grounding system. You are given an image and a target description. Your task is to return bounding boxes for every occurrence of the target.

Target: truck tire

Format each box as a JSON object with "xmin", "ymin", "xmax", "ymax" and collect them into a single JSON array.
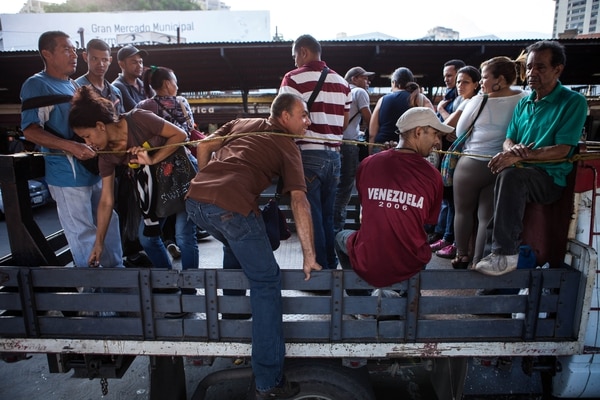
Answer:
[{"xmin": 285, "ymin": 359, "xmax": 376, "ymax": 400}]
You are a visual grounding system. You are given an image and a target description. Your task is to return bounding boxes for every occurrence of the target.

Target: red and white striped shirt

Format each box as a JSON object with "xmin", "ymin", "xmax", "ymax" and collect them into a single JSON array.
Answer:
[{"xmin": 279, "ymin": 60, "xmax": 351, "ymax": 149}]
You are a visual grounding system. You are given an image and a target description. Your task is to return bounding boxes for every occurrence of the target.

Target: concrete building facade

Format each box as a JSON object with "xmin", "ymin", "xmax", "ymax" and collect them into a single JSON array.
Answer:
[{"xmin": 554, "ymin": 0, "xmax": 600, "ymax": 37}]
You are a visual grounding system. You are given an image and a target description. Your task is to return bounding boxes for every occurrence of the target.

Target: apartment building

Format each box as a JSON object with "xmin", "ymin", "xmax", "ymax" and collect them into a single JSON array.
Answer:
[{"xmin": 554, "ymin": 0, "xmax": 600, "ymax": 37}]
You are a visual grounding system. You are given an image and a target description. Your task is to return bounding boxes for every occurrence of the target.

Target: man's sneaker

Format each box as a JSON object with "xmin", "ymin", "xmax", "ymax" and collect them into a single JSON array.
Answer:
[
  {"xmin": 125, "ymin": 252, "xmax": 153, "ymax": 268},
  {"xmin": 430, "ymin": 239, "xmax": 451, "ymax": 252},
  {"xmin": 354, "ymin": 313, "xmax": 376, "ymax": 320},
  {"xmin": 474, "ymin": 253, "xmax": 518, "ymax": 276},
  {"xmin": 166, "ymin": 242, "xmax": 181, "ymax": 259},
  {"xmin": 255, "ymin": 377, "xmax": 300, "ymax": 399},
  {"xmin": 196, "ymin": 229, "xmax": 210, "ymax": 241},
  {"xmin": 436, "ymin": 244, "xmax": 457, "ymax": 259},
  {"xmin": 372, "ymin": 288, "xmax": 404, "ymax": 298}
]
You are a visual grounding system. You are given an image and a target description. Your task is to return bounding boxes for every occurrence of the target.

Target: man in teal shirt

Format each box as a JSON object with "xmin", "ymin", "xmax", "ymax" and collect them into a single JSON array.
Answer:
[{"xmin": 475, "ymin": 40, "xmax": 588, "ymax": 276}]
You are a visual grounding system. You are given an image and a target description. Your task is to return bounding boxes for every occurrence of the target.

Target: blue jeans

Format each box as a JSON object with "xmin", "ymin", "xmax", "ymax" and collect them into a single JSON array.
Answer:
[
  {"xmin": 434, "ymin": 193, "xmax": 455, "ymax": 243},
  {"xmin": 49, "ymin": 182, "xmax": 123, "ymax": 268},
  {"xmin": 221, "ymin": 245, "xmax": 247, "ymax": 296},
  {"xmin": 138, "ymin": 210, "xmax": 198, "ymax": 270},
  {"xmin": 185, "ymin": 199, "xmax": 285, "ymax": 392},
  {"xmin": 333, "ymin": 144, "xmax": 359, "ymax": 234},
  {"xmin": 301, "ymin": 150, "xmax": 341, "ymax": 269}
]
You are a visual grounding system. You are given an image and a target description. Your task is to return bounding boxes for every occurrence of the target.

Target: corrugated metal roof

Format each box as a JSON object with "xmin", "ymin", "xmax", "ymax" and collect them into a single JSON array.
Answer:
[{"xmin": 1, "ymin": 38, "xmax": 599, "ymax": 105}]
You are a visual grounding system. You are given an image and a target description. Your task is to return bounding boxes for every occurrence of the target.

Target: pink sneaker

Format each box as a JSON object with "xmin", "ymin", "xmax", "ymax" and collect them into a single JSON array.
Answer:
[
  {"xmin": 430, "ymin": 239, "xmax": 451, "ymax": 252},
  {"xmin": 436, "ymin": 244, "xmax": 457, "ymax": 259}
]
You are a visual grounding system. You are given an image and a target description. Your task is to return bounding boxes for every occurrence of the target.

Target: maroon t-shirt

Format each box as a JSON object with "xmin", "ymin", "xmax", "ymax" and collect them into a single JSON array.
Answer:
[{"xmin": 348, "ymin": 150, "xmax": 443, "ymax": 287}]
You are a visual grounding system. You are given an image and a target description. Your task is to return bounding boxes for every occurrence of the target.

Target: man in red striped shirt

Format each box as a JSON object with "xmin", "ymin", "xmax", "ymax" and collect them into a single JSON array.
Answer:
[{"xmin": 279, "ymin": 34, "xmax": 351, "ymax": 270}]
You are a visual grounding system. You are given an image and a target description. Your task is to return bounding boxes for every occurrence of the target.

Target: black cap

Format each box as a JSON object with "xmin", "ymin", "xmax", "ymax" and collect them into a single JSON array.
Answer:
[{"xmin": 117, "ymin": 45, "xmax": 148, "ymax": 61}]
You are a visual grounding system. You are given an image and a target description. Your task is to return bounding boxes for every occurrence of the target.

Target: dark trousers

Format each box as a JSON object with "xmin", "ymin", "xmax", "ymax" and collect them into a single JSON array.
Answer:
[{"xmin": 489, "ymin": 167, "xmax": 563, "ymax": 255}]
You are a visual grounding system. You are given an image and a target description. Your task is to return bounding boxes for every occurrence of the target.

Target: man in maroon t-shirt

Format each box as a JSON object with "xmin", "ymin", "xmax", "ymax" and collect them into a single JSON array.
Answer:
[{"xmin": 335, "ymin": 107, "xmax": 454, "ymax": 289}]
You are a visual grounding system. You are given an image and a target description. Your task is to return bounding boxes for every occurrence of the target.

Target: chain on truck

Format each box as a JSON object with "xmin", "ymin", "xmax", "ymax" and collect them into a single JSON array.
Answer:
[{"xmin": 0, "ymin": 132, "xmax": 599, "ymax": 399}]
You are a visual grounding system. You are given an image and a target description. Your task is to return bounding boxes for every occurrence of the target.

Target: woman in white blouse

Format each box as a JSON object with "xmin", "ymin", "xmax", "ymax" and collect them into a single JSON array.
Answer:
[{"xmin": 451, "ymin": 56, "xmax": 527, "ymax": 269}]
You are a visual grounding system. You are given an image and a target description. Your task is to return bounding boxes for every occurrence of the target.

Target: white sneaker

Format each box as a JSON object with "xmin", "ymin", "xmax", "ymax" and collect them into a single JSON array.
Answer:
[
  {"xmin": 354, "ymin": 313, "xmax": 375, "ymax": 320},
  {"xmin": 372, "ymin": 289, "xmax": 403, "ymax": 298},
  {"xmin": 167, "ymin": 242, "xmax": 181, "ymax": 259},
  {"xmin": 475, "ymin": 253, "xmax": 518, "ymax": 276}
]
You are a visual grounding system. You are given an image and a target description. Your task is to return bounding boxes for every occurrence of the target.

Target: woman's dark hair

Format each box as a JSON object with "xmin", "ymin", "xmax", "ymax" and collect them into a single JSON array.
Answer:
[
  {"xmin": 69, "ymin": 86, "xmax": 117, "ymax": 128},
  {"xmin": 480, "ymin": 56, "xmax": 520, "ymax": 86},
  {"xmin": 142, "ymin": 66, "xmax": 175, "ymax": 95},
  {"xmin": 405, "ymin": 82, "xmax": 425, "ymax": 107},
  {"xmin": 391, "ymin": 67, "xmax": 424, "ymax": 106},
  {"xmin": 391, "ymin": 67, "xmax": 414, "ymax": 89},
  {"xmin": 457, "ymin": 65, "xmax": 482, "ymax": 96}
]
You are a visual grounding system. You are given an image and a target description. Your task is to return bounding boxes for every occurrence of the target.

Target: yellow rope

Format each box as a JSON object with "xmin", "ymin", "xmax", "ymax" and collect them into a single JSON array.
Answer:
[
  {"xmin": 432, "ymin": 149, "xmax": 600, "ymax": 166},
  {"xmin": 15, "ymin": 131, "xmax": 379, "ymax": 157},
  {"xmin": 13, "ymin": 131, "xmax": 600, "ymax": 167}
]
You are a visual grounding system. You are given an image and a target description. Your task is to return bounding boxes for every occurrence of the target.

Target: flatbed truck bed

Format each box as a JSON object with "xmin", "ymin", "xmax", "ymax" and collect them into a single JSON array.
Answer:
[{"xmin": 1, "ymin": 153, "xmax": 599, "ymax": 400}]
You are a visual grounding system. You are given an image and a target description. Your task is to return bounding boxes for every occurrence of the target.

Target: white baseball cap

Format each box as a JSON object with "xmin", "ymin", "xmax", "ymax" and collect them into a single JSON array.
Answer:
[{"xmin": 396, "ymin": 107, "xmax": 454, "ymax": 135}]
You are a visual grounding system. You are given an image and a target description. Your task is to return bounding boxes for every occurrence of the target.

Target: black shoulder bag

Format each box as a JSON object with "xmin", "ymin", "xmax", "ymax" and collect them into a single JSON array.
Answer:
[
  {"xmin": 306, "ymin": 67, "xmax": 329, "ymax": 111},
  {"xmin": 261, "ymin": 178, "xmax": 291, "ymax": 251},
  {"xmin": 125, "ymin": 113, "xmax": 196, "ymax": 220}
]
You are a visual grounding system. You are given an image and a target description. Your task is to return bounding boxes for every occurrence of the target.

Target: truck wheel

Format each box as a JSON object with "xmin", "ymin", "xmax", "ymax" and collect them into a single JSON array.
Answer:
[{"xmin": 286, "ymin": 359, "xmax": 376, "ymax": 400}]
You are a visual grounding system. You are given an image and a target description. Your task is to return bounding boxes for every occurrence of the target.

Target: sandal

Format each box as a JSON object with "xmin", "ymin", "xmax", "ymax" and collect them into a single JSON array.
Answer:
[{"xmin": 451, "ymin": 255, "xmax": 470, "ymax": 270}]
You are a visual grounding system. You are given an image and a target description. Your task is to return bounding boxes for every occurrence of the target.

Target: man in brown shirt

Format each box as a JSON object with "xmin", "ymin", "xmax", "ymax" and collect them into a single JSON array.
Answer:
[{"xmin": 185, "ymin": 92, "xmax": 321, "ymax": 399}]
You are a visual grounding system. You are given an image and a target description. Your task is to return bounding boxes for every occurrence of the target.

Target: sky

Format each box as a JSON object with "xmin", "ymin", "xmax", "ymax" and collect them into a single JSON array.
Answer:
[
  {"xmin": 0, "ymin": 0, "xmax": 556, "ymax": 40},
  {"xmin": 0, "ymin": 0, "xmax": 64, "ymax": 13},
  {"xmin": 224, "ymin": 0, "xmax": 556, "ymax": 40}
]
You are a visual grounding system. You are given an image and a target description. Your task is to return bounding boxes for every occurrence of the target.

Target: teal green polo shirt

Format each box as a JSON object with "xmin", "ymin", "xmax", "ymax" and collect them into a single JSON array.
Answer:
[{"xmin": 507, "ymin": 81, "xmax": 588, "ymax": 186}]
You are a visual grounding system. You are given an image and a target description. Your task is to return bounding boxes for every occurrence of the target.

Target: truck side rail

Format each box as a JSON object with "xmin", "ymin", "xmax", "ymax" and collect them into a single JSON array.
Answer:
[{"xmin": 0, "ymin": 240, "xmax": 595, "ymax": 359}]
